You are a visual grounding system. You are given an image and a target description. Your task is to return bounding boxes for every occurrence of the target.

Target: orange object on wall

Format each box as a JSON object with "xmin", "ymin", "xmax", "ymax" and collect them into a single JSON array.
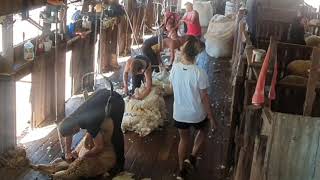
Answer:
[{"xmin": 47, "ymin": 0, "xmax": 64, "ymax": 6}]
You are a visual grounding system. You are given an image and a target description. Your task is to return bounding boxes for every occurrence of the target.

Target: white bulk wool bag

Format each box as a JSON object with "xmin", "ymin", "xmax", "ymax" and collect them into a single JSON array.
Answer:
[{"xmin": 204, "ymin": 14, "xmax": 235, "ymax": 58}]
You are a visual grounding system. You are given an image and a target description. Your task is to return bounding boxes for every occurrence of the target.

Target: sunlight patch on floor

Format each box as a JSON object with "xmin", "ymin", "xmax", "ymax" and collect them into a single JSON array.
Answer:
[{"xmin": 19, "ymin": 124, "xmax": 56, "ymax": 144}]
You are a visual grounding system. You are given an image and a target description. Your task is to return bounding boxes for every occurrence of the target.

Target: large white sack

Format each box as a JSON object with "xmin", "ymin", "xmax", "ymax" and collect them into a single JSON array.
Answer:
[
  {"xmin": 204, "ymin": 14, "xmax": 235, "ymax": 58},
  {"xmin": 204, "ymin": 14, "xmax": 235, "ymax": 41},
  {"xmin": 194, "ymin": 1, "xmax": 214, "ymax": 27},
  {"xmin": 205, "ymin": 39, "xmax": 233, "ymax": 58}
]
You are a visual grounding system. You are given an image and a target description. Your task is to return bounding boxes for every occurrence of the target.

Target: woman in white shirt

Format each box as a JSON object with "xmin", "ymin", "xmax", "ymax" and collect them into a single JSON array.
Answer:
[{"xmin": 169, "ymin": 36, "xmax": 217, "ymax": 180}]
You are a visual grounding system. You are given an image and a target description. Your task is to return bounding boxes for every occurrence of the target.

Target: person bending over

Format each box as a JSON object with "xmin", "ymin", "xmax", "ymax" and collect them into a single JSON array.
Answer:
[
  {"xmin": 169, "ymin": 36, "xmax": 218, "ymax": 180},
  {"xmin": 123, "ymin": 55, "xmax": 152, "ymax": 99},
  {"xmin": 57, "ymin": 88, "xmax": 125, "ymax": 178}
]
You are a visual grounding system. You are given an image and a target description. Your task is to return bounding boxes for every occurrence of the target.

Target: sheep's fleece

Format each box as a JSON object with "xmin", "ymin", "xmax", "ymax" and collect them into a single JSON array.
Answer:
[
  {"xmin": 152, "ymin": 67, "xmax": 172, "ymax": 96},
  {"xmin": 122, "ymin": 85, "xmax": 167, "ymax": 136},
  {"xmin": 0, "ymin": 146, "xmax": 29, "ymax": 169}
]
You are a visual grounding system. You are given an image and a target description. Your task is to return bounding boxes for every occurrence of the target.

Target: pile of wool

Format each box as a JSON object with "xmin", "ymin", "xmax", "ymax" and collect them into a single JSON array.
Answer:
[
  {"xmin": 287, "ymin": 60, "xmax": 311, "ymax": 78},
  {"xmin": 0, "ymin": 146, "xmax": 30, "ymax": 169},
  {"xmin": 122, "ymin": 85, "xmax": 167, "ymax": 136},
  {"xmin": 305, "ymin": 35, "xmax": 320, "ymax": 47},
  {"xmin": 152, "ymin": 67, "xmax": 172, "ymax": 96}
]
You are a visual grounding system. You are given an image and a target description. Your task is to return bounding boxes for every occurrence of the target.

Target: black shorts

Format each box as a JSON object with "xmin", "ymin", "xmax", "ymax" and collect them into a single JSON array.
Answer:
[{"xmin": 174, "ymin": 117, "xmax": 208, "ymax": 130}]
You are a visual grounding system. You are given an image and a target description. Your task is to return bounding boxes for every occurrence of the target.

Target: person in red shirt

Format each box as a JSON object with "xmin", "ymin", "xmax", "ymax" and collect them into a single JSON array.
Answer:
[{"xmin": 180, "ymin": 2, "xmax": 202, "ymax": 38}]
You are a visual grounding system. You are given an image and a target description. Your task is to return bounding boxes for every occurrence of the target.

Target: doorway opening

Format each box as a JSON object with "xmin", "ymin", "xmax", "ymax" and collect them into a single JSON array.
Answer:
[{"xmin": 16, "ymin": 74, "xmax": 32, "ymax": 142}]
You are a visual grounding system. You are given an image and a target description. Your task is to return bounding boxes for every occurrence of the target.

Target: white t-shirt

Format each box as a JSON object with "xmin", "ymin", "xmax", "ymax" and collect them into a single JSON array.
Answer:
[{"xmin": 169, "ymin": 62, "xmax": 209, "ymax": 123}]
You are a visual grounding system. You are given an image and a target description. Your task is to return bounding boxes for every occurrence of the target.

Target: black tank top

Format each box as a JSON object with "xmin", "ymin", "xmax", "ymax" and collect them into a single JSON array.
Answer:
[{"xmin": 131, "ymin": 55, "xmax": 151, "ymax": 92}]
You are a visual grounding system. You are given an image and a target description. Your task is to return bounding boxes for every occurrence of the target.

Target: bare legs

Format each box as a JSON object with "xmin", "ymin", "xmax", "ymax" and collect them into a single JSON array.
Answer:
[
  {"xmin": 178, "ymin": 129, "xmax": 190, "ymax": 170},
  {"xmin": 191, "ymin": 129, "xmax": 207, "ymax": 157},
  {"xmin": 178, "ymin": 128, "xmax": 207, "ymax": 170}
]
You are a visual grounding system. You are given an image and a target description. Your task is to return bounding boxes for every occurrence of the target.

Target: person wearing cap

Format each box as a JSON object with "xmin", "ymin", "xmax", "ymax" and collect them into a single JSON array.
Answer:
[
  {"xmin": 180, "ymin": 2, "xmax": 202, "ymax": 38},
  {"xmin": 58, "ymin": 88, "xmax": 125, "ymax": 177},
  {"xmin": 123, "ymin": 55, "xmax": 153, "ymax": 99}
]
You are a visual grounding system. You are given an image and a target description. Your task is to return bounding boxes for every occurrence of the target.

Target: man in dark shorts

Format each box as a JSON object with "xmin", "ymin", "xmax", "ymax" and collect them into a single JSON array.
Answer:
[{"xmin": 58, "ymin": 88, "xmax": 125, "ymax": 177}]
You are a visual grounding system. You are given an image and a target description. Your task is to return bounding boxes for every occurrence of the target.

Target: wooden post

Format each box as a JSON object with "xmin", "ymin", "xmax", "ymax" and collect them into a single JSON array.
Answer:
[
  {"xmin": 234, "ymin": 106, "xmax": 262, "ymax": 180},
  {"xmin": 118, "ymin": 16, "xmax": 130, "ymax": 56},
  {"xmin": 55, "ymin": 43, "xmax": 66, "ymax": 120},
  {"xmin": 303, "ymin": 48, "xmax": 320, "ymax": 116},
  {"xmin": 71, "ymin": 33, "xmax": 95, "ymax": 95},
  {"xmin": 100, "ymin": 19, "xmax": 120, "ymax": 73},
  {"xmin": 0, "ymin": 15, "xmax": 16, "ymax": 154}
]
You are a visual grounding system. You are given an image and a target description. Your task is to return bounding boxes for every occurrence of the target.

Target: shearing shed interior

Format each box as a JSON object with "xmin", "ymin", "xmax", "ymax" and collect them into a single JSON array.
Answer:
[{"xmin": 0, "ymin": 0, "xmax": 320, "ymax": 180}]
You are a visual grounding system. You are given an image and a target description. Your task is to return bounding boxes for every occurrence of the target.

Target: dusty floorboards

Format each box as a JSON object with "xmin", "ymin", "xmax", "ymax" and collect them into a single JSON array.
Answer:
[{"xmin": 2, "ymin": 57, "xmax": 232, "ymax": 180}]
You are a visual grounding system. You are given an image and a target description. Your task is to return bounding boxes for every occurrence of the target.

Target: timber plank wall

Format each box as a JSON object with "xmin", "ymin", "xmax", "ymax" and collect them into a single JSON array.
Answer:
[
  {"xmin": 0, "ymin": 0, "xmax": 46, "ymax": 16},
  {"xmin": 0, "ymin": 75, "xmax": 16, "ymax": 154}
]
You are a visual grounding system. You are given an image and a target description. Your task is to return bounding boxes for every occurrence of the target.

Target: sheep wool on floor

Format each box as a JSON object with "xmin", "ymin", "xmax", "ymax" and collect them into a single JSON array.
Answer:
[{"xmin": 122, "ymin": 85, "xmax": 167, "ymax": 137}]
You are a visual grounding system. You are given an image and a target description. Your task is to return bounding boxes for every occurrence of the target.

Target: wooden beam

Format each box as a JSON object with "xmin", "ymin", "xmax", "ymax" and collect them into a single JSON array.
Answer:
[
  {"xmin": 0, "ymin": 0, "xmax": 46, "ymax": 17},
  {"xmin": 100, "ymin": 19, "xmax": 120, "ymax": 73},
  {"xmin": 303, "ymin": 48, "xmax": 320, "ymax": 116},
  {"xmin": 71, "ymin": 33, "xmax": 95, "ymax": 95}
]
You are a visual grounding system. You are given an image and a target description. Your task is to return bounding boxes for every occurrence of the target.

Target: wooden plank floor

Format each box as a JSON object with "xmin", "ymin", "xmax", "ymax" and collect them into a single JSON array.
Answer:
[{"xmin": 3, "ymin": 57, "xmax": 232, "ymax": 180}]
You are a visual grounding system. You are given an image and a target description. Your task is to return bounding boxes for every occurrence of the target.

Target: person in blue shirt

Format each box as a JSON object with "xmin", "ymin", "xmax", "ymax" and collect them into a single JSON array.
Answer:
[{"xmin": 195, "ymin": 40, "xmax": 210, "ymax": 76}]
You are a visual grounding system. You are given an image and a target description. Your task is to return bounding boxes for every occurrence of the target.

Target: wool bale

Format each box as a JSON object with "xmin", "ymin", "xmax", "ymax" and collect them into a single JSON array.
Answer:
[
  {"xmin": 194, "ymin": 1, "xmax": 214, "ymax": 27},
  {"xmin": 287, "ymin": 60, "xmax": 311, "ymax": 78},
  {"xmin": 305, "ymin": 35, "xmax": 320, "ymax": 47},
  {"xmin": 204, "ymin": 14, "xmax": 235, "ymax": 58}
]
